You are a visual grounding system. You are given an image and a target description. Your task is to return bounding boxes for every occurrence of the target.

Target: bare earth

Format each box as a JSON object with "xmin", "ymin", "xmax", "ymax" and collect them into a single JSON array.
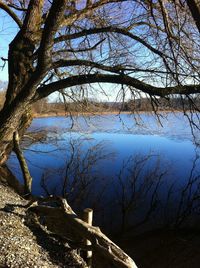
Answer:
[{"xmin": 0, "ymin": 169, "xmax": 86, "ymax": 268}]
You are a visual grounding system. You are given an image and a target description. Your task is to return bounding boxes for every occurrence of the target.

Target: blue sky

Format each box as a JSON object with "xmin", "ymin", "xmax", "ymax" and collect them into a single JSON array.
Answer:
[{"xmin": 0, "ymin": 10, "xmax": 19, "ymax": 81}]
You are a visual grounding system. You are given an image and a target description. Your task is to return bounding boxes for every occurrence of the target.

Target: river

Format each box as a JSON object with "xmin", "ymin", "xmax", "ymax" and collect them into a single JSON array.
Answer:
[{"xmin": 8, "ymin": 112, "xmax": 200, "ymax": 235}]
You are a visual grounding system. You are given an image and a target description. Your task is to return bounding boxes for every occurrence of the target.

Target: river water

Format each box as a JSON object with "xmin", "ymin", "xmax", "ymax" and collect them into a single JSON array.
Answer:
[{"xmin": 8, "ymin": 112, "xmax": 200, "ymax": 234}]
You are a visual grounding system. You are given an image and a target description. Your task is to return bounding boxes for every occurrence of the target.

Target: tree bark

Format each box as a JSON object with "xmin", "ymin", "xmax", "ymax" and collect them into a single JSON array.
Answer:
[
  {"xmin": 0, "ymin": 101, "xmax": 33, "ymax": 165},
  {"xmin": 0, "ymin": 0, "xmax": 44, "ymax": 165},
  {"xmin": 186, "ymin": 0, "xmax": 200, "ymax": 34}
]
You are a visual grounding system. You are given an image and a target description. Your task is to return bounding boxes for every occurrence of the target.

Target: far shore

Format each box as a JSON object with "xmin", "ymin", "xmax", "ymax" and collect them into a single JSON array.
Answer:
[
  {"xmin": 32, "ymin": 110, "xmax": 184, "ymax": 118},
  {"xmin": 33, "ymin": 110, "xmax": 130, "ymax": 118}
]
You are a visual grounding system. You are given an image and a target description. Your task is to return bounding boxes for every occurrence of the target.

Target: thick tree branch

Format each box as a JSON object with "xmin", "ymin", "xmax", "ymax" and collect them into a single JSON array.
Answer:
[
  {"xmin": 36, "ymin": 0, "xmax": 67, "ymax": 72},
  {"xmin": 21, "ymin": 0, "xmax": 44, "ymax": 42},
  {"xmin": 35, "ymin": 73, "xmax": 200, "ymax": 100},
  {"xmin": 186, "ymin": 0, "xmax": 200, "ymax": 34},
  {"xmin": 4, "ymin": 0, "xmax": 45, "ymax": 106}
]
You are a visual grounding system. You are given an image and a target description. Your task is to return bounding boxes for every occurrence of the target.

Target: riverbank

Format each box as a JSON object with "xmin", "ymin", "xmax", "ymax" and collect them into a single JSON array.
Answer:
[
  {"xmin": 32, "ymin": 110, "xmax": 183, "ymax": 118},
  {"xmin": 0, "ymin": 166, "xmax": 86, "ymax": 268},
  {"xmin": 32, "ymin": 110, "xmax": 130, "ymax": 118}
]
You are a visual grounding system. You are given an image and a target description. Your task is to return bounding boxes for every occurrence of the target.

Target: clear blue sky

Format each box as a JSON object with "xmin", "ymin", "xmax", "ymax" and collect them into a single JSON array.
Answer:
[{"xmin": 0, "ymin": 10, "xmax": 19, "ymax": 81}]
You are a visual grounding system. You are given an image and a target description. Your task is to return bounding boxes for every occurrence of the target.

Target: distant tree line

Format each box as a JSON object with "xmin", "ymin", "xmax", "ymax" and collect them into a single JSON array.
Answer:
[
  {"xmin": 29, "ymin": 97, "xmax": 200, "ymax": 115},
  {"xmin": 1, "ymin": 89, "xmax": 199, "ymax": 115},
  {"xmin": 31, "ymin": 98, "xmax": 117, "ymax": 115},
  {"xmin": 124, "ymin": 96, "xmax": 200, "ymax": 112}
]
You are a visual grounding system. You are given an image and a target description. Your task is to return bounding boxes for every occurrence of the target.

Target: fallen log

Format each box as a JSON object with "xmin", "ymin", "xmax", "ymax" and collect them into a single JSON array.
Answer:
[{"xmin": 29, "ymin": 199, "xmax": 137, "ymax": 268}]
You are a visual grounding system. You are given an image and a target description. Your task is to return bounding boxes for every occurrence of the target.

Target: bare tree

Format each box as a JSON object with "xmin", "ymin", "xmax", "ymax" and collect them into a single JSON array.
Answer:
[{"xmin": 0, "ymin": 0, "xmax": 200, "ymax": 191}]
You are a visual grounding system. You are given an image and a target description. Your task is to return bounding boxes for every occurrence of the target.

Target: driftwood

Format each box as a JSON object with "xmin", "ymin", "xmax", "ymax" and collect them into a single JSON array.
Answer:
[
  {"xmin": 29, "ymin": 198, "xmax": 137, "ymax": 268},
  {"xmin": 83, "ymin": 208, "xmax": 93, "ymax": 267}
]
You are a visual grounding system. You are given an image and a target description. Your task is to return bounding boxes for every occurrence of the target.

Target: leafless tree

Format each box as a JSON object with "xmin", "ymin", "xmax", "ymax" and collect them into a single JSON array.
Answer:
[
  {"xmin": 40, "ymin": 137, "xmax": 114, "ymax": 208},
  {"xmin": 0, "ymin": 0, "xmax": 200, "ymax": 192}
]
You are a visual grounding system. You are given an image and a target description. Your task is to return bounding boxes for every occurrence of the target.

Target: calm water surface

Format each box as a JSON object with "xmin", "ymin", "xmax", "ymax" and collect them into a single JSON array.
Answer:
[{"xmin": 8, "ymin": 113, "xmax": 200, "ymax": 234}]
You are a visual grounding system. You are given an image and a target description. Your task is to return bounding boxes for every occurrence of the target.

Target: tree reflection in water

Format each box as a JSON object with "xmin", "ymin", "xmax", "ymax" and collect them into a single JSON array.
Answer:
[
  {"xmin": 8, "ymin": 129, "xmax": 200, "ymax": 267},
  {"xmin": 38, "ymin": 135, "xmax": 200, "ymax": 236}
]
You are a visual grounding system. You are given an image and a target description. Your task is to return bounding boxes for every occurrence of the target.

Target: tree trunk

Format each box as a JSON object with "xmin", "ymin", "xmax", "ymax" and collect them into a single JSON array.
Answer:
[
  {"xmin": 0, "ymin": 101, "xmax": 33, "ymax": 165},
  {"xmin": 186, "ymin": 0, "xmax": 200, "ymax": 34},
  {"xmin": 0, "ymin": 9, "xmax": 43, "ymax": 165}
]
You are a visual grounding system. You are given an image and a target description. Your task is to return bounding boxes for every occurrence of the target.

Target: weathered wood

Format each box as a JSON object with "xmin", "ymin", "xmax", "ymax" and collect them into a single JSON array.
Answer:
[
  {"xmin": 29, "ymin": 199, "xmax": 137, "ymax": 268},
  {"xmin": 83, "ymin": 208, "xmax": 93, "ymax": 266}
]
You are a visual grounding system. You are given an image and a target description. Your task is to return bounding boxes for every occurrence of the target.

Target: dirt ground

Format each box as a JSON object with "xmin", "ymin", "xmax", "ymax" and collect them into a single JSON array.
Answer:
[{"xmin": 0, "ymin": 166, "xmax": 86, "ymax": 268}]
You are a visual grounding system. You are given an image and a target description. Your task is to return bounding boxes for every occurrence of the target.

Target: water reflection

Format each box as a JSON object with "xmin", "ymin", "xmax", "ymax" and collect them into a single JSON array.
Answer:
[
  {"xmin": 28, "ymin": 113, "xmax": 200, "ymax": 143},
  {"xmin": 7, "ymin": 117, "xmax": 200, "ymax": 235}
]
